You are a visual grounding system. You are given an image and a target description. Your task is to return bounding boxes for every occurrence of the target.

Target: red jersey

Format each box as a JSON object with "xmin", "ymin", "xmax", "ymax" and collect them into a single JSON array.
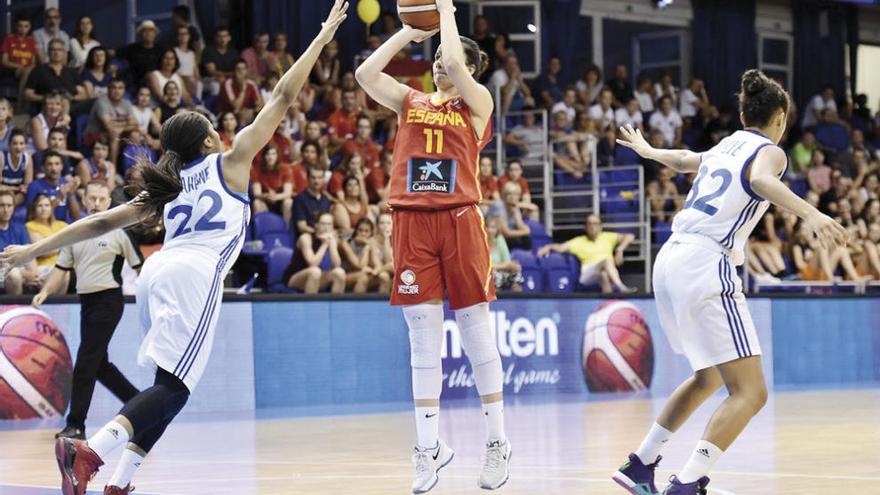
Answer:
[
  {"xmin": 341, "ymin": 138, "xmax": 380, "ymax": 167},
  {"xmin": 327, "ymin": 109, "xmax": 359, "ymax": 139},
  {"xmin": 479, "ymin": 175, "xmax": 499, "ymax": 199},
  {"xmin": 290, "ymin": 162, "xmax": 309, "ymax": 194},
  {"xmin": 0, "ymin": 34, "xmax": 36, "ymax": 67},
  {"xmin": 250, "ymin": 162, "xmax": 293, "ymax": 192},
  {"xmin": 389, "ymin": 90, "xmax": 492, "ymax": 210}
]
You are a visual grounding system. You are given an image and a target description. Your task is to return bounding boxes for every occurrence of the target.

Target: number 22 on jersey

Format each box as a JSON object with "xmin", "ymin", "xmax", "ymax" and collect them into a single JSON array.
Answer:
[
  {"xmin": 683, "ymin": 165, "xmax": 732, "ymax": 216},
  {"xmin": 423, "ymin": 128, "xmax": 444, "ymax": 154},
  {"xmin": 168, "ymin": 190, "xmax": 227, "ymax": 238}
]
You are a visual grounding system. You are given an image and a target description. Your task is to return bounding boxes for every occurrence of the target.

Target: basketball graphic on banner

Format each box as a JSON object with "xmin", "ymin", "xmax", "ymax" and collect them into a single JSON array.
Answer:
[
  {"xmin": 582, "ymin": 301, "xmax": 654, "ymax": 392},
  {"xmin": 0, "ymin": 306, "xmax": 72, "ymax": 419}
]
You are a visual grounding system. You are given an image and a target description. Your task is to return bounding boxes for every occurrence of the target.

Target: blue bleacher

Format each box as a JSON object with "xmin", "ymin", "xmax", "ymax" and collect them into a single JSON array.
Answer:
[
  {"xmin": 524, "ymin": 219, "xmax": 552, "ymax": 253},
  {"xmin": 511, "ymin": 249, "xmax": 544, "ymax": 293},
  {"xmin": 538, "ymin": 252, "xmax": 574, "ymax": 293},
  {"xmin": 614, "ymin": 146, "xmax": 641, "ymax": 166},
  {"xmin": 266, "ymin": 246, "xmax": 298, "ymax": 293}
]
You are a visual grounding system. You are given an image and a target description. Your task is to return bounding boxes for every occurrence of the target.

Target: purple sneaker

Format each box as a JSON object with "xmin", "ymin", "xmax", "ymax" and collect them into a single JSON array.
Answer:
[
  {"xmin": 662, "ymin": 475, "xmax": 710, "ymax": 495},
  {"xmin": 612, "ymin": 453, "xmax": 661, "ymax": 494}
]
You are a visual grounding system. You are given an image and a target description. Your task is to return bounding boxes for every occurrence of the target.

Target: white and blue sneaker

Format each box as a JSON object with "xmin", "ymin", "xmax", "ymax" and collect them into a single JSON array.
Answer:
[
  {"xmin": 411, "ymin": 440, "xmax": 454, "ymax": 494},
  {"xmin": 479, "ymin": 439, "xmax": 512, "ymax": 490}
]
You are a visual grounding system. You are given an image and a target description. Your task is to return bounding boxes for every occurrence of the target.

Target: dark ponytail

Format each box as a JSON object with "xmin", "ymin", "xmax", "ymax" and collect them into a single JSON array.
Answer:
[
  {"xmin": 460, "ymin": 36, "xmax": 489, "ymax": 79},
  {"xmin": 127, "ymin": 111, "xmax": 211, "ymax": 220},
  {"xmin": 739, "ymin": 69, "xmax": 789, "ymax": 128}
]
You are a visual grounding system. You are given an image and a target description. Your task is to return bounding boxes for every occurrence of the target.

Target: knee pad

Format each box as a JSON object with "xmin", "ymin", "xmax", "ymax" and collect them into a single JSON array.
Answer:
[
  {"xmin": 455, "ymin": 303, "xmax": 499, "ymax": 366},
  {"xmin": 403, "ymin": 304, "xmax": 443, "ymax": 369}
]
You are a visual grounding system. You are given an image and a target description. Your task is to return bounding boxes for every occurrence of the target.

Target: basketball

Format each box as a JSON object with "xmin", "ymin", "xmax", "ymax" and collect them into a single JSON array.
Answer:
[
  {"xmin": 0, "ymin": 306, "xmax": 72, "ymax": 419},
  {"xmin": 582, "ymin": 301, "xmax": 654, "ymax": 392},
  {"xmin": 398, "ymin": 0, "xmax": 440, "ymax": 31}
]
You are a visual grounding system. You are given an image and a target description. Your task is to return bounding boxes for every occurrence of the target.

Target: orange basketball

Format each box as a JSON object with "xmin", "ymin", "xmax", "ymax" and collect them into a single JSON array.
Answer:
[
  {"xmin": 0, "ymin": 306, "xmax": 72, "ymax": 419},
  {"xmin": 398, "ymin": 0, "xmax": 440, "ymax": 31}
]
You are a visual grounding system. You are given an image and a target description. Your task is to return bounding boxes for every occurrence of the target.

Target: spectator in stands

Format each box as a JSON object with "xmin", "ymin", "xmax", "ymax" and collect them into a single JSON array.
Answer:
[
  {"xmin": 850, "ymin": 128, "xmax": 877, "ymax": 162},
  {"xmin": 471, "ymin": 15, "xmax": 503, "ymax": 82},
  {"xmin": 807, "ymin": 149, "xmax": 832, "ymax": 194},
  {"xmin": 161, "ymin": 5, "xmax": 202, "ymax": 54},
  {"xmin": 173, "ymin": 25, "xmax": 201, "ymax": 100},
  {"xmin": 26, "ymin": 151, "xmax": 79, "ymax": 222},
  {"xmin": 479, "ymin": 155, "xmax": 501, "ymax": 214},
  {"xmin": 201, "ymin": 26, "xmax": 239, "ymax": 96},
  {"xmin": 340, "ymin": 217, "xmax": 388, "ymax": 293},
  {"xmin": 505, "ymin": 109, "xmax": 545, "ymax": 162},
  {"xmin": 342, "ymin": 116, "xmax": 380, "ymax": 167},
  {"xmin": 292, "ymin": 140, "xmax": 323, "ymax": 195},
  {"xmin": 118, "ymin": 20, "xmax": 165, "ymax": 88},
  {"xmin": 789, "ymin": 130, "xmax": 816, "ymax": 177},
  {"xmin": 271, "ymin": 33, "xmax": 295, "ymax": 74},
  {"xmin": 259, "ymin": 71, "xmax": 281, "ymax": 108},
  {"xmin": 492, "ymin": 53, "xmax": 535, "ymax": 114},
  {"xmin": 366, "ymin": 150, "xmax": 391, "ymax": 208},
  {"xmin": 25, "ymin": 39, "xmax": 87, "ymax": 112},
  {"xmin": 615, "ymin": 97, "xmax": 644, "ymax": 132},
  {"xmin": 0, "ymin": 129, "xmax": 33, "ymax": 206},
  {"xmin": 327, "ymin": 89, "xmax": 361, "ymax": 151},
  {"xmin": 76, "ymin": 138, "xmax": 114, "ymax": 191},
  {"xmin": 0, "ymin": 190, "xmax": 40, "ymax": 294},
  {"xmin": 649, "ymin": 96, "xmax": 683, "ymax": 148},
  {"xmin": 791, "ymin": 220, "xmax": 864, "ymax": 282},
  {"xmin": 332, "ymin": 171, "xmax": 372, "ymax": 236},
  {"xmin": 499, "ymin": 159, "xmax": 539, "ymax": 221},
  {"xmin": 550, "ymin": 110, "xmax": 589, "ymax": 178},
  {"xmin": 801, "ymin": 85, "xmax": 837, "ymax": 129},
  {"xmin": 0, "ymin": 99, "xmax": 11, "ymax": 153},
  {"xmin": 251, "ymin": 143, "xmax": 294, "ymax": 225},
  {"xmin": 1, "ymin": 14, "xmax": 37, "ymax": 106},
  {"xmin": 588, "ymin": 88, "xmax": 615, "ymax": 132},
  {"xmin": 551, "ymin": 87, "xmax": 577, "ymax": 126},
  {"xmin": 81, "ymin": 46, "xmax": 111, "ymax": 99},
  {"xmin": 373, "ymin": 212, "xmax": 394, "ymax": 289},
  {"xmin": 499, "ymin": 181, "xmax": 532, "ymax": 251},
  {"xmin": 655, "ymin": 71, "xmax": 679, "ymax": 108},
  {"xmin": 33, "ymin": 7, "xmax": 70, "ymax": 65},
  {"xmin": 37, "ymin": 127, "xmax": 81, "ymax": 177},
  {"xmin": 575, "ymin": 64, "xmax": 603, "ymax": 108},
  {"xmin": 285, "ymin": 211, "xmax": 345, "ymax": 294},
  {"xmin": 535, "ymin": 56, "xmax": 563, "ymax": 109},
  {"xmin": 703, "ymin": 105, "xmax": 736, "ymax": 147},
  {"xmin": 537, "ymin": 213, "xmax": 635, "ymax": 293},
  {"xmin": 634, "ymin": 74, "xmax": 656, "ymax": 114},
  {"xmin": 218, "ymin": 60, "xmax": 262, "ymax": 124},
  {"xmin": 26, "ymin": 192, "xmax": 70, "ymax": 280},
  {"xmin": 486, "ymin": 215, "xmax": 522, "ymax": 292},
  {"xmin": 854, "ymin": 222, "xmax": 880, "ymax": 279},
  {"xmin": 241, "ymin": 33, "xmax": 274, "ymax": 85},
  {"xmin": 28, "ymin": 93, "xmax": 69, "ymax": 152},
  {"xmin": 329, "ymin": 151, "xmax": 363, "ymax": 198},
  {"xmin": 84, "ymin": 78, "xmax": 137, "ymax": 164},
  {"xmin": 119, "ymin": 128, "xmax": 156, "ymax": 173},
  {"xmin": 679, "ymin": 78, "xmax": 709, "ymax": 120},
  {"xmin": 148, "ymin": 49, "xmax": 194, "ymax": 108},
  {"xmin": 647, "ymin": 167, "xmax": 683, "ymax": 223},
  {"xmin": 217, "ymin": 111, "xmax": 238, "ymax": 150},
  {"xmin": 69, "ymin": 16, "xmax": 99, "ymax": 70},
  {"xmin": 132, "ymin": 86, "xmax": 161, "ymax": 145},
  {"xmin": 159, "ymin": 80, "xmax": 188, "ymax": 122},
  {"xmin": 606, "ymin": 65, "xmax": 633, "ymax": 108},
  {"xmin": 312, "ymin": 39, "xmax": 341, "ymax": 94},
  {"xmin": 293, "ymin": 165, "xmax": 331, "ymax": 235}
]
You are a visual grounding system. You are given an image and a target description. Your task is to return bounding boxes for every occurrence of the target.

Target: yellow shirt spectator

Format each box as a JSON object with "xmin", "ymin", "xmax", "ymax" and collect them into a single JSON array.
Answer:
[
  {"xmin": 565, "ymin": 231, "xmax": 619, "ymax": 265},
  {"xmin": 26, "ymin": 219, "xmax": 68, "ymax": 266}
]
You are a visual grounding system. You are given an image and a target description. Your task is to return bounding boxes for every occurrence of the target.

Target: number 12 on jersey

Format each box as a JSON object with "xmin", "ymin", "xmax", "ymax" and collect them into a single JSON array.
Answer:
[{"xmin": 423, "ymin": 128, "xmax": 444, "ymax": 154}]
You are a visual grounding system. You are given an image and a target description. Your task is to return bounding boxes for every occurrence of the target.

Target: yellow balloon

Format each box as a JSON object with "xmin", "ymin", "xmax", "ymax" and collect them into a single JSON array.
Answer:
[{"xmin": 357, "ymin": 0, "xmax": 381, "ymax": 25}]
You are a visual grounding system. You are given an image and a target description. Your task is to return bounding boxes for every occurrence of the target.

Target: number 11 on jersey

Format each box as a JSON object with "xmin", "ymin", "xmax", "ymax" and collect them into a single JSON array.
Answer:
[{"xmin": 423, "ymin": 128, "xmax": 444, "ymax": 154}]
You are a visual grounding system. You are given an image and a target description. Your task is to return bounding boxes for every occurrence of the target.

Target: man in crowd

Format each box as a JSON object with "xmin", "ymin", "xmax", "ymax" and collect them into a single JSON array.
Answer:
[
  {"xmin": 201, "ymin": 26, "xmax": 240, "ymax": 96},
  {"xmin": 117, "ymin": 20, "xmax": 165, "ymax": 88},
  {"xmin": 293, "ymin": 166, "xmax": 331, "ymax": 236},
  {"xmin": 84, "ymin": 78, "xmax": 139, "ymax": 164},
  {"xmin": 26, "ymin": 150, "xmax": 80, "ymax": 222},
  {"xmin": 1, "ymin": 14, "xmax": 37, "ymax": 107},
  {"xmin": 0, "ymin": 190, "xmax": 39, "ymax": 294},
  {"xmin": 217, "ymin": 60, "xmax": 262, "ymax": 124},
  {"xmin": 24, "ymin": 39, "xmax": 86, "ymax": 113},
  {"xmin": 33, "ymin": 7, "xmax": 70, "ymax": 64}
]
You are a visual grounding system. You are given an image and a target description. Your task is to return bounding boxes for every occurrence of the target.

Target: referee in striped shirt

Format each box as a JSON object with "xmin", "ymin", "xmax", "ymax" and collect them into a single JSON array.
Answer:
[{"xmin": 33, "ymin": 181, "xmax": 143, "ymax": 440}]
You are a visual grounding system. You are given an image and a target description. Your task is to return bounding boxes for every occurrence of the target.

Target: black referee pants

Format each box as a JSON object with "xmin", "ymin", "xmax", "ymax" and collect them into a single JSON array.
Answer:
[{"xmin": 66, "ymin": 288, "xmax": 139, "ymax": 430}]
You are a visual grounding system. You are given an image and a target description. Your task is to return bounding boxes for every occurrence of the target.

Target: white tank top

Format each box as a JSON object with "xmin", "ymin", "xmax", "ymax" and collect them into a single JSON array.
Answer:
[
  {"xmin": 161, "ymin": 153, "xmax": 250, "ymax": 272},
  {"xmin": 672, "ymin": 130, "xmax": 784, "ymax": 265}
]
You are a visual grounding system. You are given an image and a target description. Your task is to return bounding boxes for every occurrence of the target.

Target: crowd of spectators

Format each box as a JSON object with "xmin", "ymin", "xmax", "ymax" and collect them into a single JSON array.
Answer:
[{"xmin": 1, "ymin": 7, "xmax": 879, "ymax": 295}]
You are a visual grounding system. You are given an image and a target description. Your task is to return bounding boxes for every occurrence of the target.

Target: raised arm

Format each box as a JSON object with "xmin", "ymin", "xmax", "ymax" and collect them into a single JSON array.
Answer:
[
  {"xmin": 0, "ymin": 201, "xmax": 147, "ymax": 268},
  {"xmin": 616, "ymin": 124, "xmax": 700, "ymax": 173},
  {"xmin": 436, "ymin": 0, "xmax": 493, "ymax": 129},
  {"xmin": 355, "ymin": 26, "xmax": 434, "ymax": 114},
  {"xmin": 222, "ymin": 1, "xmax": 348, "ymax": 188},
  {"xmin": 749, "ymin": 145, "xmax": 847, "ymax": 250}
]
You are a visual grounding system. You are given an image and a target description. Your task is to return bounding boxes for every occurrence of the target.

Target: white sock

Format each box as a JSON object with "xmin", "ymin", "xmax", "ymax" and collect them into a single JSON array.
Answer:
[
  {"xmin": 678, "ymin": 440, "xmax": 723, "ymax": 483},
  {"xmin": 635, "ymin": 422, "xmax": 673, "ymax": 464},
  {"xmin": 481, "ymin": 400, "xmax": 506, "ymax": 443},
  {"xmin": 414, "ymin": 406, "xmax": 439, "ymax": 449},
  {"xmin": 108, "ymin": 447, "xmax": 144, "ymax": 488},
  {"xmin": 87, "ymin": 421, "xmax": 130, "ymax": 459}
]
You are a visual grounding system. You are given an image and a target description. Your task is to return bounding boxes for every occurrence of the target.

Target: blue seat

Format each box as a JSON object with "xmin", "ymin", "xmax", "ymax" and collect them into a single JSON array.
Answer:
[
  {"xmin": 511, "ymin": 249, "xmax": 544, "ymax": 293},
  {"xmin": 524, "ymin": 219, "xmax": 553, "ymax": 253},
  {"xmin": 539, "ymin": 252, "xmax": 574, "ymax": 293},
  {"xmin": 262, "ymin": 231, "xmax": 293, "ymax": 251},
  {"xmin": 554, "ymin": 170, "xmax": 591, "ymax": 188},
  {"xmin": 614, "ymin": 146, "xmax": 641, "ymax": 166},
  {"xmin": 653, "ymin": 221, "xmax": 672, "ymax": 245},
  {"xmin": 266, "ymin": 247, "xmax": 298, "ymax": 293},
  {"xmin": 814, "ymin": 123, "xmax": 850, "ymax": 152},
  {"xmin": 253, "ymin": 211, "xmax": 287, "ymax": 238}
]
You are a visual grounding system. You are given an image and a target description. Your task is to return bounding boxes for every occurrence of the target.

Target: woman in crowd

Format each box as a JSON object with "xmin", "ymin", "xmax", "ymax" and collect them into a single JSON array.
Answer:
[
  {"xmin": 76, "ymin": 138, "xmax": 115, "ymax": 190},
  {"xmin": 285, "ymin": 212, "xmax": 345, "ymax": 294},
  {"xmin": 340, "ymin": 217, "xmax": 389, "ymax": 293},
  {"xmin": 70, "ymin": 16, "xmax": 100, "ymax": 69},
  {"xmin": 217, "ymin": 111, "xmax": 239, "ymax": 151},
  {"xmin": 81, "ymin": 46, "xmax": 112, "ymax": 99},
  {"xmin": 26, "ymin": 193, "xmax": 69, "ymax": 282},
  {"xmin": 332, "ymin": 174, "xmax": 371, "ymax": 237},
  {"xmin": 29, "ymin": 93, "xmax": 70, "ymax": 152},
  {"xmin": 173, "ymin": 25, "xmax": 201, "ymax": 99},
  {"xmin": 251, "ymin": 143, "xmax": 294, "ymax": 225},
  {"xmin": 148, "ymin": 50, "xmax": 194, "ymax": 108}
]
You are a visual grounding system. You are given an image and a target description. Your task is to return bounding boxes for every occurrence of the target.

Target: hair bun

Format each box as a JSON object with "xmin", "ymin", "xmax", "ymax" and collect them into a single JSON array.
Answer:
[{"xmin": 742, "ymin": 69, "xmax": 767, "ymax": 97}]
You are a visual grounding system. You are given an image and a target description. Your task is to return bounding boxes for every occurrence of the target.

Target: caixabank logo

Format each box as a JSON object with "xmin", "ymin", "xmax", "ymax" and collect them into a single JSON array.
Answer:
[{"xmin": 581, "ymin": 301, "xmax": 654, "ymax": 392}]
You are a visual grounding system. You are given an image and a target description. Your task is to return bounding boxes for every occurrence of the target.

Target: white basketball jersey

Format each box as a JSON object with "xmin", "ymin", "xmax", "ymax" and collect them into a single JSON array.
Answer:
[
  {"xmin": 672, "ymin": 130, "xmax": 781, "ymax": 265},
  {"xmin": 161, "ymin": 153, "xmax": 250, "ymax": 268}
]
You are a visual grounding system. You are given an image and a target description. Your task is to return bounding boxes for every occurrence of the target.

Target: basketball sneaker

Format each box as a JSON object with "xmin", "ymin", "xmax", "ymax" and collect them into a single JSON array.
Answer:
[
  {"xmin": 612, "ymin": 453, "xmax": 661, "ymax": 494},
  {"xmin": 411, "ymin": 440, "xmax": 454, "ymax": 494},
  {"xmin": 662, "ymin": 475, "xmax": 710, "ymax": 495},
  {"xmin": 478, "ymin": 439, "xmax": 511, "ymax": 490},
  {"xmin": 55, "ymin": 426, "xmax": 86, "ymax": 440},
  {"xmin": 104, "ymin": 485, "xmax": 134, "ymax": 495},
  {"xmin": 55, "ymin": 437, "xmax": 103, "ymax": 495}
]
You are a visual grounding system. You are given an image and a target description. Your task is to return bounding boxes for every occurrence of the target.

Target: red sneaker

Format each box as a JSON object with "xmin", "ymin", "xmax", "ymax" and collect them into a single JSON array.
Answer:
[
  {"xmin": 104, "ymin": 484, "xmax": 135, "ymax": 494},
  {"xmin": 55, "ymin": 438, "xmax": 104, "ymax": 495}
]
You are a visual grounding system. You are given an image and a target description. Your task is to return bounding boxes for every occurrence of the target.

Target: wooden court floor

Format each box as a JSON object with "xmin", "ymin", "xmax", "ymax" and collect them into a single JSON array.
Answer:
[{"xmin": 0, "ymin": 389, "xmax": 877, "ymax": 494}]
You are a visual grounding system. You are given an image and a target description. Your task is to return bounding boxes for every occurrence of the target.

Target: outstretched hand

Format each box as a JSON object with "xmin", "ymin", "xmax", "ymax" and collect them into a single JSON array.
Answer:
[
  {"xmin": 804, "ymin": 212, "xmax": 849, "ymax": 251},
  {"xmin": 616, "ymin": 124, "xmax": 654, "ymax": 158},
  {"xmin": 0, "ymin": 245, "xmax": 35, "ymax": 269},
  {"xmin": 316, "ymin": 0, "xmax": 349, "ymax": 45}
]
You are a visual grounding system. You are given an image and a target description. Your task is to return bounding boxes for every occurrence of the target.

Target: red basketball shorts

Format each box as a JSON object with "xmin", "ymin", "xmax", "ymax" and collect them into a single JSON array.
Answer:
[{"xmin": 390, "ymin": 205, "xmax": 496, "ymax": 310}]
